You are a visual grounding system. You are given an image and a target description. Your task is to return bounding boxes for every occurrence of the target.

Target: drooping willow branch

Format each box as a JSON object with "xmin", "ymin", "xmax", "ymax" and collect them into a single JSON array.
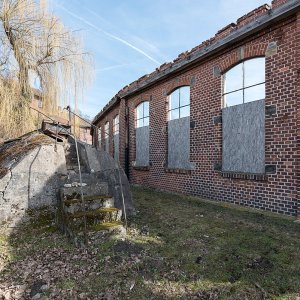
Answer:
[{"xmin": 0, "ymin": 0, "xmax": 93, "ymax": 139}]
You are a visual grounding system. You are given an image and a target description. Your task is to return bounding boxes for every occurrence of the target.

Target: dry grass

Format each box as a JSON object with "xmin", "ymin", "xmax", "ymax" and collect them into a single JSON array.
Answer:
[{"xmin": 0, "ymin": 186, "xmax": 299, "ymax": 299}]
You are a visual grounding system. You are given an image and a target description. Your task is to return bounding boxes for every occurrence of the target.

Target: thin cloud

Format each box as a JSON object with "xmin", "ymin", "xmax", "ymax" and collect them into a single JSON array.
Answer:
[
  {"xmin": 56, "ymin": 3, "xmax": 161, "ymax": 65},
  {"xmin": 81, "ymin": 6, "xmax": 166, "ymax": 60},
  {"xmin": 95, "ymin": 64, "xmax": 131, "ymax": 72}
]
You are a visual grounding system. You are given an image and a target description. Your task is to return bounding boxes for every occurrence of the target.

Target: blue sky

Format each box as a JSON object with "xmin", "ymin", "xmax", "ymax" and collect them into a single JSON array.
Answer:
[{"xmin": 49, "ymin": 0, "xmax": 270, "ymax": 119}]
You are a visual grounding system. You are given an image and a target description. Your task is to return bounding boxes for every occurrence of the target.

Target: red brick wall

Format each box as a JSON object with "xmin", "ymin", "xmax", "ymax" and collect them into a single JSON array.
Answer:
[
  {"xmin": 79, "ymin": 127, "xmax": 92, "ymax": 145},
  {"xmin": 94, "ymin": 5, "xmax": 299, "ymax": 217},
  {"xmin": 95, "ymin": 105, "xmax": 120, "ymax": 158},
  {"xmin": 296, "ymin": 11, "xmax": 300, "ymax": 219}
]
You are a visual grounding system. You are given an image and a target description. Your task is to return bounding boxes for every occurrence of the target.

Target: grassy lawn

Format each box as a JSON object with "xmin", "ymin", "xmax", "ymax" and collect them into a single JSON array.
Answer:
[{"xmin": 0, "ymin": 186, "xmax": 299, "ymax": 299}]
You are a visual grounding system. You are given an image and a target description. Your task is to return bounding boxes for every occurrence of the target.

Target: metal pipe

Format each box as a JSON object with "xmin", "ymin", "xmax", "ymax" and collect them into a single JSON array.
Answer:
[
  {"xmin": 54, "ymin": 122, "xmax": 58, "ymax": 152},
  {"xmin": 117, "ymin": 160, "xmax": 127, "ymax": 231},
  {"xmin": 73, "ymin": 134, "xmax": 88, "ymax": 245}
]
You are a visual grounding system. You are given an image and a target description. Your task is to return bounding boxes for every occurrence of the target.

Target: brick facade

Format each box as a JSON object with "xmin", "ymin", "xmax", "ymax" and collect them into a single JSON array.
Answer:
[{"xmin": 93, "ymin": 1, "xmax": 299, "ymax": 218}]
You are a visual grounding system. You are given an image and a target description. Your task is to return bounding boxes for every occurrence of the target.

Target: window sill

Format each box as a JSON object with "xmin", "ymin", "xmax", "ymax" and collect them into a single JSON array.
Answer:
[
  {"xmin": 133, "ymin": 165, "xmax": 150, "ymax": 171},
  {"xmin": 221, "ymin": 171, "xmax": 267, "ymax": 181},
  {"xmin": 165, "ymin": 167, "xmax": 191, "ymax": 174}
]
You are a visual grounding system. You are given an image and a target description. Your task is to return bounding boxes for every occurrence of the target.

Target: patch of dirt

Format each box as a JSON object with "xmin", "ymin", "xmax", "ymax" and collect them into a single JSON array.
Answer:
[
  {"xmin": 113, "ymin": 240, "xmax": 144, "ymax": 256},
  {"xmin": 29, "ymin": 280, "xmax": 47, "ymax": 298},
  {"xmin": 247, "ymin": 256, "xmax": 273, "ymax": 271},
  {"xmin": 193, "ymin": 287, "xmax": 230, "ymax": 300}
]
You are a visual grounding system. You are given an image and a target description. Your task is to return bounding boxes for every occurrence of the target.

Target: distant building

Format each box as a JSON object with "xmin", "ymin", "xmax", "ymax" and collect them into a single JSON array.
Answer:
[
  {"xmin": 79, "ymin": 123, "xmax": 92, "ymax": 145},
  {"xmin": 30, "ymin": 91, "xmax": 92, "ymax": 144}
]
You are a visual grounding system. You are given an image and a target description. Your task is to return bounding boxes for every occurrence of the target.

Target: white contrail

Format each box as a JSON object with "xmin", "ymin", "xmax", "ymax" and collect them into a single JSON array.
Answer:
[
  {"xmin": 56, "ymin": 4, "xmax": 161, "ymax": 65},
  {"xmin": 95, "ymin": 64, "xmax": 131, "ymax": 72},
  {"xmin": 81, "ymin": 5, "xmax": 166, "ymax": 59}
]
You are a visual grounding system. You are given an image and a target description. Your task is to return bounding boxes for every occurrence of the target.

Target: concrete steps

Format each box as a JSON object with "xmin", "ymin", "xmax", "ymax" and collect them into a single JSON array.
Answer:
[
  {"xmin": 65, "ymin": 141, "xmax": 87, "ymax": 173},
  {"xmin": 89, "ymin": 221, "xmax": 124, "ymax": 232},
  {"xmin": 56, "ymin": 140, "xmax": 124, "ymax": 245},
  {"xmin": 56, "ymin": 188, "xmax": 123, "ymax": 244},
  {"xmin": 67, "ymin": 207, "xmax": 122, "ymax": 223},
  {"xmin": 64, "ymin": 195, "xmax": 114, "ymax": 213}
]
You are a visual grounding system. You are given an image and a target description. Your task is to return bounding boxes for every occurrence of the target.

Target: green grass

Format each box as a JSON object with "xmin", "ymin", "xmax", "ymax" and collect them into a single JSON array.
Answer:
[{"xmin": 0, "ymin": 186, "xmax": 299, "ymax": 299}]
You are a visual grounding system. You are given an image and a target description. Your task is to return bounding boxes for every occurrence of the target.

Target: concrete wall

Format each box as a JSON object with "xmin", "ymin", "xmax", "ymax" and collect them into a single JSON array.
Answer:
[
  {"xmin": 136, "ymin": 126, "xmax": 149, "ymax": 166},
  {"xmin": 168, "ymin": 117, "xmax": 190, "ymax": 169},
  {"xmin": 114, "ymin": 133, "xmax": 119, "ymax": 161},
  {"xmin": 222, "ymin": 99, "xmax": 265, "ymax": 173},
  {"xmin": 0, "ymin": 144, "xmax": 67, "ymax": 223}
]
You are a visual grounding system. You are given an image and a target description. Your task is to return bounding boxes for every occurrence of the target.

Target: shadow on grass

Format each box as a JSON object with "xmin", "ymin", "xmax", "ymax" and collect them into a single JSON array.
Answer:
[{"xmin": 0, "ymin": 186, "xmax": 300, "ymax": 299}]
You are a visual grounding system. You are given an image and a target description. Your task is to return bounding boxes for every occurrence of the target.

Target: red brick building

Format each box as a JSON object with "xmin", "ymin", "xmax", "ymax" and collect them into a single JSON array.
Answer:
[
  {"xmin": 92, "ymin": 0, "xmax": 299, "ymax": 218},
  {"xmin": 79, "ymin": 123, "xmax": 93, "ymax": 145}
]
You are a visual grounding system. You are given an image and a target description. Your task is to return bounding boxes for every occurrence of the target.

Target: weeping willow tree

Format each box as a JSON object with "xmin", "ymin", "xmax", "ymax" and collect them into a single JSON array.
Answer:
[{"xmin": 0, "ymin": 0, "xmax": 93, "ymax": 139}]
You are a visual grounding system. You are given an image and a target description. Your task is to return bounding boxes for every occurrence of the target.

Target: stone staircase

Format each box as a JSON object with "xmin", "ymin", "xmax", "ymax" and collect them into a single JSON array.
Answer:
[
  {"xmin": 56, "ymin": 138, "xmax": 124, "ymax": 245},
  {"xmin": 65, "ymin": 138, "xmax": 87, "ymax": 174}
]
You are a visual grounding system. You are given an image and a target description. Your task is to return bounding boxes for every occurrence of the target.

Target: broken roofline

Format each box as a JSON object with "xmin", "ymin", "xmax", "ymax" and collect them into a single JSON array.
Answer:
[{"xmin": 92, "ymin": 0, "xmax": 300, "ymax": 125}]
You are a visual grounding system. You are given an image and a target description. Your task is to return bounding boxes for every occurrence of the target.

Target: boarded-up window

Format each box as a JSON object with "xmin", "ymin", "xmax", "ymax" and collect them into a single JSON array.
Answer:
[
  {"xmin": 113, "ymin": 115, "xmax": 119, "ymax": 161},
  {"xmin": 104, "ymin": 121, "xmax": 109, "ymax": 153},
  {"xmin": 168, "ymin": 86, "xmax": 190, "ymax": 169},
  {"xmin": 222, "ymin": 58, "xmax": 265, "ymax": 174},
  {"xmin": 98, "ymin": 126, "xmax": 101, "ymax": 148},
  {"xmin": 135, "ymin": 102, "xmax": 149, "ymax": 166}
]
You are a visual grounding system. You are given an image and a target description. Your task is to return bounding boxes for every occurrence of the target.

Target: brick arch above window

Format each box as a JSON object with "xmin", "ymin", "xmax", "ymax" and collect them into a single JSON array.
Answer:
[
  {"xmin": 219, "ymin": 43, "xmax": 268, "ymax": 74},
  {"xmin": 167, "ymin": 84, "xmax": 190, "ymax": 97},
  {"xmin": 165, "ymin": 76, "xmax": 193, "ymax": 95},
  {"xmin": 134, "ymin": 94, "xmax": 151, "ymax": 108}
]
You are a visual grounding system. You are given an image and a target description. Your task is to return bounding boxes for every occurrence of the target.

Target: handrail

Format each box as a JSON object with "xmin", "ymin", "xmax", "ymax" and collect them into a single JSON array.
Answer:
[
  {"xmin": 64, "ymin": 106, "xmax": 97, "ymax": 130},
  {"xmin": 30, "ymin": 106, "xmax": 88, "ymax": 245},
  {"xmin": 30, "ymin": 106, "xmax": 127, "ymax": 239},
  {"xmin": 30, "ymin": 106, "xmax": 71, "ymax": 136},
  {"xmin": 116, "ymin": 160, "xmax": 128, "ymax": 230}
]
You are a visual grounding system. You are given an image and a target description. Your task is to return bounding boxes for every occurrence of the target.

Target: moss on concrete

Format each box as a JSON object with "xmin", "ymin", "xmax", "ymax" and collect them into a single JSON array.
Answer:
[
  {"xmin": 0, "ymin": 132, "xmax": 54, "ymax": 179},
  {"xmin": 64, "ymin": 195, "xmax": 112, "ymax": 206},
  {"xmin": 67, "ymin": 207, "xmax": 120, "ymax": 219}
]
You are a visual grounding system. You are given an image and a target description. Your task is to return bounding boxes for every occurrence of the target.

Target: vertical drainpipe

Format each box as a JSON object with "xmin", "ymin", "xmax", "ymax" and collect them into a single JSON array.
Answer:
[
  {"xmin": 125, "ymin": 100, "xmax": 130, "ymax": 180},
  {"xmin": 121, "ymin": 97, "xmax": 130, "ymax": 179}
]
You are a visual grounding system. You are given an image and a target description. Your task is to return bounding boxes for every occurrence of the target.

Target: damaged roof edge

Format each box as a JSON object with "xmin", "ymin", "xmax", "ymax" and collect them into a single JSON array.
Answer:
[{"xmin": 92, "ymin": 0, "xmax": 300, "ymax": 125}]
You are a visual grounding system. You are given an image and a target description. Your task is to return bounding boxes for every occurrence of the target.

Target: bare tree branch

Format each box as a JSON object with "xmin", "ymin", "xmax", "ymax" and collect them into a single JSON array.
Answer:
[{"xmin": 0, "ymin": 0, "xmax": 93, "ymax": 138}]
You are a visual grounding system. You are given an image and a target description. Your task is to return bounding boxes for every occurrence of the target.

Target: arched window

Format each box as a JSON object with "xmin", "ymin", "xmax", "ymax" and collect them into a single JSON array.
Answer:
[
  {"xmin": 113, "ymin": 115, "xmax": 119, "ymax": 160},
  {"xmin": 135, "ymin": 101, "xmax": 150, "ymax": 166},
  {"xmin": 136, "ymin": 101, "xmax": 149, "ymax": 128},
  {"xmin": 98, "ymin": 126, "xmax": 101, "ymax": 148},
  {"xmin": 168, "ymin": 86, "xmax": 190, "ymax": 120},
  {"xmin": 167, "ymin": 86, "xmax": 191, "ymax": 169},
  {"xmin": 113, "ymin": 115, "xmax": 119, "ymax": 135},
  {"xmin": 223, "ymin": 57, "xmax": 265, "ymax": 107},
  {"xmin": 222, "ymin": 57, "xmax": 266, "ymax": 174},
  {"xmin": 104, "ymin": 121, "xmax": 109, "ymax": 152}
]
